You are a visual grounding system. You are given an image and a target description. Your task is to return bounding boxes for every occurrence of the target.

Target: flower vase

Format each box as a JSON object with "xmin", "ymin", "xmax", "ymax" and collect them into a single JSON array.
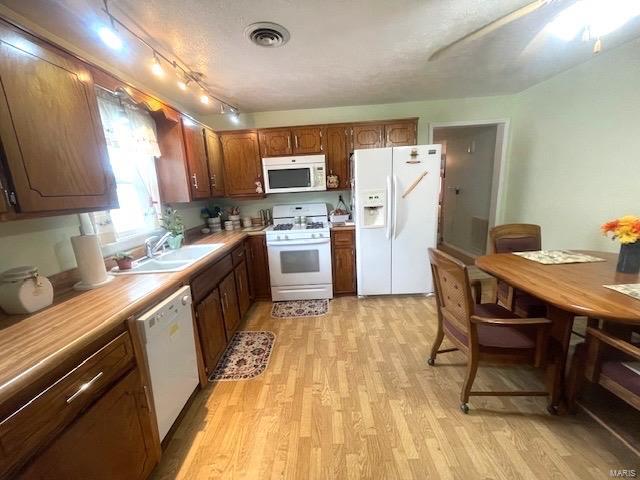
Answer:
[
  {"xmin": 617, "ymin": 241, "xmax": 640, "ymax": 274},
  {"xmin": 167, "ymin": 234, "xmax": 184, "ymax": 250}
]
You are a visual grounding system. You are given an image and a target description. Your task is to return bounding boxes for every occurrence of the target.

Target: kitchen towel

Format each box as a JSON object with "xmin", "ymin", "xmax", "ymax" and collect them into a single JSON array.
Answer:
[{"xmin": 71, "ymin": 234, "xmax": 110, "ymax": 289}]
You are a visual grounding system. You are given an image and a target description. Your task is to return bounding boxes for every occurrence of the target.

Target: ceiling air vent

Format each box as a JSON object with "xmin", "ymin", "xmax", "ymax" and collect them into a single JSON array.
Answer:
[{"xmin": 245, "ymin": 22, "xmax": 290, "ymax": 48}]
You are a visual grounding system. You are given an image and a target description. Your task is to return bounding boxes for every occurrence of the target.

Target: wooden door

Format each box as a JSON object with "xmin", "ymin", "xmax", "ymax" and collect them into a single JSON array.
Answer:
[
  {"xmin": 291, "ymin": 126, "xmax": 323, "ymax": 154},
  {"xmin": 219, "ymin": 273, "xmax": 241, "ymax": 338},
  {"xmin": 221, "ymin": 131, "xmax": 263, "ymax": 197},
  {"xmin": 234, "ymin": 261, "xmax": 251, "ymax": 318},
  {"xmin": 19, "ymin": 368, "xmax": 158, "ymax": 480},
  {"xmin": 182, "ymin": 118, "xmax": 210, "ymax": 199},
  {"xmin": 258, "ymin": 128, "xmax": 292, "ymax": 157},
  {"xmin": 204, "ymin": 128, "xmax": 225, "ymax": 197},
  {"xmin": 325, "ymin": 126, "xmax": 351, "ymax": 190},
  {"xmin": 331, "ymin": 230, "xmax": 356, "ymax": 295},
  {"xmin": 385, "ymin": 121, "xmax": 417, "ymax": 147},
  {"xmin": 246, "ymin": 236, "xmax": 271, "ymax": 300},
  {"xmin": 352, "ymin": 124, "xmax": 384, "ymax": 150},
  {"xmin": 0, "ymin": 21, "xmax": 117, "ymax": 213}
]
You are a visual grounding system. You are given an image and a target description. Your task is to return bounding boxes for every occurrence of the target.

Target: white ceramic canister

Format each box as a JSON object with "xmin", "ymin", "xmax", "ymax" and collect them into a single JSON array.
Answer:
[
  {"xmin": 0, "ymin": 266, "xmax": 54, "ymax": 315},
  {"xmin": 224, "ymin": 221, "xmax": 234, "ymax": 230},
  {"xmin": 242, "ymin": 217, "xmax": 252, "ymax": 228}
]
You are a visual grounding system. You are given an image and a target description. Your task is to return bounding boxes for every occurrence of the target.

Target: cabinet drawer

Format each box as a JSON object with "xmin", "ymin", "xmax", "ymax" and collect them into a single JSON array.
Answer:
[
  {"xmin": 0, "ymin": 332, "xmax": 134, "ymax": 477},
  {"xmin": 231, "ymin": 245, "xmax": 246, "ymax": 266},
  {"xmin": 191, "ymin": 254, "xmax": 233, "ymax": 303},
  {"xmin": 332, "ymin": 229, "xmax": 354, "ymax": 247}
]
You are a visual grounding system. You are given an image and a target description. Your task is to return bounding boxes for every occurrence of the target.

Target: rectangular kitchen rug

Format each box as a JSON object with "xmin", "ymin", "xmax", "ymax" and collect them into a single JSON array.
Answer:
[
  {"xmin": 271, "ymin": 299, "xmax": 329, "ymax": 318},
  {"xmin": 208, "ymin": 331, "xmax": 275, "ymax": 382}
]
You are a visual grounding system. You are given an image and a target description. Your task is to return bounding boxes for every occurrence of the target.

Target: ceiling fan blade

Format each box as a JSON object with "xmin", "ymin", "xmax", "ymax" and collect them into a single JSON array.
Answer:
[{"xmin": 428, "ymin": 0, "xmax": 554, "ymax": 61}]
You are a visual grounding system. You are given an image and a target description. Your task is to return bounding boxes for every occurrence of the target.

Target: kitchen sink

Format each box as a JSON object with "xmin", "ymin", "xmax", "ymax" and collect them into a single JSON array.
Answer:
[
  {"xmin": 112, "ymin": 244, "xmax": 224, "ymax": 274},
  {"xmin": 156, "ymin": 244, "xmax": 224, "ymax": 262}
]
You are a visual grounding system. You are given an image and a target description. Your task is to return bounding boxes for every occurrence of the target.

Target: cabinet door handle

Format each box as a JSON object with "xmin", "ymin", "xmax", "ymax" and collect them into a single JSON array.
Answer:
[
  {"xmin": 66, "ymin": 371, "xmax": 104, "ymax": 404},
  {"xmin": 287, "ymin": 136, "xmax": 291, "ymax": 150},
  {"xmin": 294, "ymin": 135, "xmax": 299, "ymax": 149},
  {"xmin": 378, "ymin": 131, "xmax": 382, "ymax": 145},
  {"xmin": 210, "ymin": 174, "xmax": 216, "ymax": 188},
  {"xmin": 192, "ymin": 173, "xmax": 199, "ymax": 189}
]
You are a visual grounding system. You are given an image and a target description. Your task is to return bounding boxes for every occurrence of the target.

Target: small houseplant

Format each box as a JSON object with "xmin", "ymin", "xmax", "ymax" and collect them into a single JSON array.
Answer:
[
  {"xmin": 602, "ymin": 215, "xmax": 640, "ymax": 273},
  {"xmin": 161, "ymin": 207, "xmax": 185, "ymax": 250},
  {"xmin": 114, "ymin": 251, "xmax": 134, "ymax": 271}
]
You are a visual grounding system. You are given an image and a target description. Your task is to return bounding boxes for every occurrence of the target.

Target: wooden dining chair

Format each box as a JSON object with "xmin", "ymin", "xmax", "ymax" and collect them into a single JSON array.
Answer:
[
  {"xmin": 427, "ymin": 248, "xmax": 561, "ymax": 414},
  {"xmin": 489, "ymin": 224, "xmax": 547, "ymax": 317},
  {"xmin": 568, "ymin": 323, "xmax": 640, "ymax": 412}
]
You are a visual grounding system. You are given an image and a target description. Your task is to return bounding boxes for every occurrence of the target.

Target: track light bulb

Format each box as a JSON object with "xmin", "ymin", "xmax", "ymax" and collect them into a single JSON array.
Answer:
[
  {"xmin": 151, "ymin": 53, "xmax": 164, "ymax": 77},
  {"xmin": 200, "ymin": 94, "xmax": 210, "ymax": 105}
]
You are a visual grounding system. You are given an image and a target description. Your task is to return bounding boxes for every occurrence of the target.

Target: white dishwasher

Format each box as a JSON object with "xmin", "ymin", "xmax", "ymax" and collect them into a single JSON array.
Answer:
[{"xmin": 137, "ymin": 285, "xmax": 199, "ymax": 441}]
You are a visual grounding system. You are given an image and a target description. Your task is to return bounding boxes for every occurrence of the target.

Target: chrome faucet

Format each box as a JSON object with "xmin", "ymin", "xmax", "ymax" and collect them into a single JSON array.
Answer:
[{"xmin": 144, "ymin": 232, "xmax": 173, "ymax": 258}]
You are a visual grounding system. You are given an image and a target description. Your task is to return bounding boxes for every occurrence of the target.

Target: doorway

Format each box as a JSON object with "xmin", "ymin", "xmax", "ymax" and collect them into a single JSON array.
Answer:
[{"xmin": 430, "ymin": 121, "xmax": 508, "ymax": 260}]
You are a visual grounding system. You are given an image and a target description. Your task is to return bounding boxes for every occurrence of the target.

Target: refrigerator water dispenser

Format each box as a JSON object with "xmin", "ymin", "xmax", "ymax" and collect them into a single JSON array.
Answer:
[{"xmin": 360, "ymin": 190, "xmax": 386, "ymax": 228}]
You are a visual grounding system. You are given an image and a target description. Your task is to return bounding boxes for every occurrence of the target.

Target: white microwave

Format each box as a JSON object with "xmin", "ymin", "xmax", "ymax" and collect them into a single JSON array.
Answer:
[{"xmin": 262, "ymin": 155, "xmax": 327, "ymax": 194}]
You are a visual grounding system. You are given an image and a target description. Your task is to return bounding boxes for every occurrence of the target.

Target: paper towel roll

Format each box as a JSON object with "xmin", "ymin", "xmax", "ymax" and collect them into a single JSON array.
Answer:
[{"xmin": 71, "ymin": 235, "xmax": 109, "ymax": 288}]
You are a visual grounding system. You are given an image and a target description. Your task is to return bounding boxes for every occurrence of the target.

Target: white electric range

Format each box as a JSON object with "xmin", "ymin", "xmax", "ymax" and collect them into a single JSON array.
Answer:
[{"xmin": 265, "ymin": 203, "xmax": 333, "ymax": 301}]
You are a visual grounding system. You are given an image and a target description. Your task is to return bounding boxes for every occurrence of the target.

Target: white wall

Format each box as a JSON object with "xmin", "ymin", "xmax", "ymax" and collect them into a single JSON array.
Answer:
[{"xmin": 505, "ymin": 37, "xmax": 640, "ymax": 252}]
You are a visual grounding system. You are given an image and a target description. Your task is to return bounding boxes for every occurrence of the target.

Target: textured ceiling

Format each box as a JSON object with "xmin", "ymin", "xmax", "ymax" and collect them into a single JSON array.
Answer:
[{"xmin": 1, "ymin": 0, "xmax": 640, "ymax": 115}]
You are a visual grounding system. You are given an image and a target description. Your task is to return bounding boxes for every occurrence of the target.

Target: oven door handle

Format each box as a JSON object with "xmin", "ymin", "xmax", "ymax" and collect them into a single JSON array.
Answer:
[{"xmin": 267, "ymin": 239, "xmax": 330, "ymax": 246}]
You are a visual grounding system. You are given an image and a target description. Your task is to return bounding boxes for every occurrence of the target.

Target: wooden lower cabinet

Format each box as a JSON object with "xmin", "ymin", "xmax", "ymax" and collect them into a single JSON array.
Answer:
[
  {"xmin": 220, "ymin": 272, "xmax": 241, "ymax": 338},
  {"xmin": 246, "ymin": 236, "xmax": 271, "ymax": 300},
  {"xmin": 234, "ymin": 261, "xmax": 251, "ymax": 318},
  {"xmin": 195, "ymin": 288, "xmax": 227, "ymax": 374},
  {"xmin": 331, "ymin": 229, "xmax": 357, "ymax": 295},
  {"xmin": 19, "ymin": 367, "xmax": 158, "ymax": 480}
]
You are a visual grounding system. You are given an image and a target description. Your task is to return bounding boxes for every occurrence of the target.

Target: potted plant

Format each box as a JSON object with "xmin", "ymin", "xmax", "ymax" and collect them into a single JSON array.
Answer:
[
  {"xmin": 114, "ymin": 251, "xmax": 134, "ymax": 271},
  {"xmin": 161, "ymin": 207, "xmax": 185, "ymax": 250},
  {"xmin": 602, "ymin": 215, "xmax": 640, "ymax": 273}
]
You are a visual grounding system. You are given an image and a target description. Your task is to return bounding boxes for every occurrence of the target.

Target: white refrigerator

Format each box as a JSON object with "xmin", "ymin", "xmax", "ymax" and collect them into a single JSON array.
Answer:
[{"xmin": 354, "ymin": 145, "xmax": 441, "ymax": 295}]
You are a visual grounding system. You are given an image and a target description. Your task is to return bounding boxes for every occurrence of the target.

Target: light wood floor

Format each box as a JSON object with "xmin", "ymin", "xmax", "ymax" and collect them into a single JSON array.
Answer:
[{"xmin": 152, "ymin": 296, "xmax": 638, "ymax": 479}]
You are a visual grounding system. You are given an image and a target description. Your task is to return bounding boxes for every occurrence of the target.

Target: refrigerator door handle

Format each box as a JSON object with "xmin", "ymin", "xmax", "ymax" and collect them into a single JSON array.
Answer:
[
  {"xmin": 385, "ymin": 175, "xmax": 392, "ymax": 240},
  {"xmin": 393, "ymin": 175, "xmax": 399, "ymax": 239}
]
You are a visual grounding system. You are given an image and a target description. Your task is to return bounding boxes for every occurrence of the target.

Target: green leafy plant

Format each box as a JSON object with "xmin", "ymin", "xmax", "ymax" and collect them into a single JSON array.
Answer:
[
  {"xmin": 114, "ymin": 251, "xmax": 134, "ymax": 260},
  {"xmin": 161, "ymin": 208, "xmax": 184, "ymax": 236}
]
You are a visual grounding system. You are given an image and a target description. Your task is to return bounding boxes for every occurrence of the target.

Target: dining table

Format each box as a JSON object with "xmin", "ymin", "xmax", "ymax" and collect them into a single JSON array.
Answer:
[{"xmin": 475, "ymin": 250, "xmax": 640, "ymax": 410}]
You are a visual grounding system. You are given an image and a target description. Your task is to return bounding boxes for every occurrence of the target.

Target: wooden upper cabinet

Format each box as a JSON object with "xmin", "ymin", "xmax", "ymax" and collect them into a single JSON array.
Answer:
[
  {"xmin": 220, "ymin": 131, "xmax": 263, "ymax": 197},
  {"xmin": 155, "ymin": 115, "xmax": 191, "ymax": 204},
  {"xmin": 181, "ymin": 118, "xmax": 210, "ymax": 199},
  {"xmin": 385, "ymin": 120, "xmax": 417, "ymax": 147},
  {"xmin": 352, "ymin": 124, "xmax": 384, "ymax": 150},
  {"xmin": 325, "ymin": 126, "xmax": 351, "ymax": 190},
  {"xmin": 259, "ymin": 128, "xmax": 292, "ymax": 157},
  {"xmin": 291, "ymin": 126, "xmax": 323, "ymax": 154},
  {"xmin": 0, "ymin": 21, "xmax": 117, "ymax": 213},
  {"xmin": 204, "ymin": 128, "xmax": 225, "ymax": 197}
]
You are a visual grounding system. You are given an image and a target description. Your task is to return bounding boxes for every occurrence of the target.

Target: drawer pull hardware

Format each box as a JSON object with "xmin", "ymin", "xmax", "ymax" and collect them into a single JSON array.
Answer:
[
  {"xmin": 192, "ymin": 173, "xmax": 199, "ymax": 189},
  {"xmin": 66, "ymin": 371, "xmax": 104, "ymax": 404}
]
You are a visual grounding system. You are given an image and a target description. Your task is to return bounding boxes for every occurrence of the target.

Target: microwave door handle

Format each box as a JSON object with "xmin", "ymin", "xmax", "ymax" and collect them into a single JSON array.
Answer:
[{"xmin": 309, "ymin": 167, "xmax": 315, "ymax": 188}]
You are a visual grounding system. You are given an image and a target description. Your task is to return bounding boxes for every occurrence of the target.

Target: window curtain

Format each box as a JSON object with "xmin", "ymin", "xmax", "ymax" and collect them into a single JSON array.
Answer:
[{"xmin": 94, "ymin": 89, "xmax": 162, "ymax": 243}]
